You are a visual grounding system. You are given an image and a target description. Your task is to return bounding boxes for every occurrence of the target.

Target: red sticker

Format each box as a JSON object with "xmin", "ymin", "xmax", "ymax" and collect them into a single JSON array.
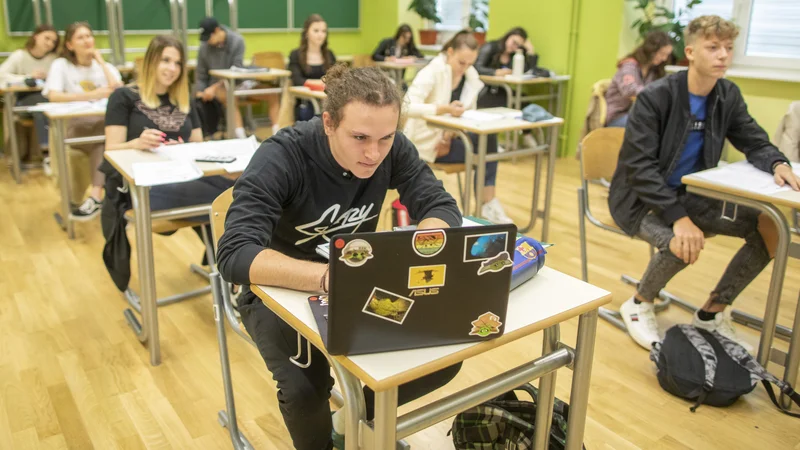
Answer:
[
  {"xmin": 309, "ymin": 296, "xmax": 319, "ymax": 302},
  {"xmin": 334, "ymin": 239, "xmax": 345, "ymax": 249}
]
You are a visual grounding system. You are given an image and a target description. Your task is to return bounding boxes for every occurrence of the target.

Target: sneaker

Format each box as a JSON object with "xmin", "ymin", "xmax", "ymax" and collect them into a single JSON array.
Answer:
[
  {"xmin": 620, "ymin": 297, "xmax": 661, "ymax": 350},
  {"xmin": 498, "ymin": 144, "xmax": 507, "ymax": 153},
  {"xmin": 481, "ymin": 198, "xmax": 514, "ymax": 224},
  {"xmin": 43, "ymin": 156, "xmax": 52, "ymax": 177},
  {"xmin": 692, "ymin": 309, "xmax": 754, "ymax": 353},
  {"xmin": 523, "ymin": 133, "xmax": 539, "ymax": 149},
  {"xmin": 72, "ymin": 197, "xmax": 102, "ymax": 221}
]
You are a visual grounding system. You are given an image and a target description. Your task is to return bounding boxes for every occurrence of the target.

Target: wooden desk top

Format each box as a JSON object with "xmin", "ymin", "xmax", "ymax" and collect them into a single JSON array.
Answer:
[
  {"xmin": 209, "ymin": 68, "xmax": 292, "ymax": 81},
  {"xmin": 43, "ymin": 106, "xmax": 106, "ymax": 120},
  {"xmin": 288, "ymin": 86, "xmax": 328, "ymax": 100},
  {"xmin": 683, "ymin": 162, "xmax": 800, "ymax": 209},
  {"xmin": 0, "ymin": 84, "xmax": 43, "ymax": 94},
  {"xmin": 253, "ymin": 267, "xmax": 611, "ymax": 391},
  {"xmin": 479, "ymin": 74, "xmax": 571, "ymax": 85},
  {"xmin": 104, "ymin": 149, "xmax": 230, "ymax": 185},
  {"xmin": 375, "ymin": 59, "xmax": 429, "ymax": 70},
  {"xmin": 424, "ymin": 107, "xmax": 564, "ymax": 135}
]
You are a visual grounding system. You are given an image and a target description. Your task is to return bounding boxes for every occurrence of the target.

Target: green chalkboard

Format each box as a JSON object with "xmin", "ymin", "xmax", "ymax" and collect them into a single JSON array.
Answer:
[
  {"xmin": 4, "ymin": 0, "xmax": 35, "ymax": 33},
  {"xmin": 292, "ymin": 0, "xmax": 359, "ymax": 29},
  {"xmin": 122, "ymin": 0, "xmax": 171, "ymax": 31},
  {"xmin": 51, "ymin": 0, "xmax": 108, "ymax": 31},
  {"xmin": 238, "ymin": 0, "xmax": 287, "ymax": 29}
]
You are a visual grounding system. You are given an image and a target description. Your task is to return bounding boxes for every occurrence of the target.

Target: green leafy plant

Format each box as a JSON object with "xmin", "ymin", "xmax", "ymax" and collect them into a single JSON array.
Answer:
[
  {"xmin": 408, "ymin": 0, "xmax": 442, "ymax": 24},
  {"xmin": 469, "ymin": 0, "xmax": 489, "ymax": 32},
  {"xmin": 629, "ymin": 0, "xmax": 702, "ymax": 61}
]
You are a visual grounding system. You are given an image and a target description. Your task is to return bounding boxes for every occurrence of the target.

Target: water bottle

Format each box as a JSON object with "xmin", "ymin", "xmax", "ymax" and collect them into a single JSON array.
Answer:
[{"xmin": 512, "ymin": 49, "xmax": 525, "ymax": 77}]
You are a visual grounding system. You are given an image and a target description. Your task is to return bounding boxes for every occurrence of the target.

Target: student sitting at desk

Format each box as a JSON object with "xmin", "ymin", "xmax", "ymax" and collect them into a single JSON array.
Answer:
[
  {"xmin": 0, "ymin": 24, "xmax": 59, "ymax": 157},
  {"xmin": 44, "ymin": 21, "xmax": 122, "ymax": 220},
  {"xmin": 609, "ymin": 15, "xmax": 800, "ymax": 352},
  {"xmin": 288, "ymin": 14, "xmax": 336, "ymax": 121},
  {"xmin": 217, "ymin": 64, "xmax": 462, "ymax": 450},
  {"xmin": 102, "ymin": 35, "xmax": 236, "ymax": 295},
  {"xmin": 372, "ymin": 23, "xmax": 423, "ymax": 61},
  {"xmin": 404, "ymin": 30, "xmax": 514, "ymax": 224},
  {"xmin": 474, "ymin": 27, "xmax": 537, "ymax": 107},
  {"xmin": 195, "ymin": 17, "xmax": 248, "ymax": 138},
  {"xmin": 605, "ymin": 30, "xmax": 672, "ymax": 128}
]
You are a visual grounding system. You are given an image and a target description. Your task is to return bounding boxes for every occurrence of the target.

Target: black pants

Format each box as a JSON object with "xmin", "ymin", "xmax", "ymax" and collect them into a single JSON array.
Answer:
[{"xmin": 239, "ymin": 295, "xmax": 462, "ymax": 450}]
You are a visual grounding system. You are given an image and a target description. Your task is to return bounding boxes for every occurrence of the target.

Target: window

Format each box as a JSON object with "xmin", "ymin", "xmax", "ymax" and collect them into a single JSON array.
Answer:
[
  {"xmin": 435, "ymin": 0, "xmax": 471, "ymax": 30},
  {"xmin": 674, "ymin": 0, "xmax": 800, "ymax": 69}
]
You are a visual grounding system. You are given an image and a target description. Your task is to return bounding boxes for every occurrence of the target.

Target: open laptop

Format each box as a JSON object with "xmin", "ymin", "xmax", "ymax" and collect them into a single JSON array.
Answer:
[{"xmin": 308, "ymin": 223, "xmax": 516, "ymax": 356}]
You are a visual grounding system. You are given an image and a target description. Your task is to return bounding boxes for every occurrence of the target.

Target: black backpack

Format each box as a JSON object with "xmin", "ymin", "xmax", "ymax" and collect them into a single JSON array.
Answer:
[{"xmin": 650, "ymin": 324, "xmax": 800, "ymax": 415}]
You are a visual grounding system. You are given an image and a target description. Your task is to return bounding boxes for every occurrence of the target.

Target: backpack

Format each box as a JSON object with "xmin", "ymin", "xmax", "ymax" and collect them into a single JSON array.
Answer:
[
  {"xmin": 449, "ymin": 384, "xmax": 585, "ymax": 450},
  {"xmin": 650, "ymin": 324, "xmax": 800, "ymax": 415}
]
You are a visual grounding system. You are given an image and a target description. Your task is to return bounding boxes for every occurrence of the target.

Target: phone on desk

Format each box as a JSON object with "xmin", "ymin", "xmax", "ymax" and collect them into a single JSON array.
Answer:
[{"xmin": 195, "ymin": 155, "xmax": 236, "ymax": 164}]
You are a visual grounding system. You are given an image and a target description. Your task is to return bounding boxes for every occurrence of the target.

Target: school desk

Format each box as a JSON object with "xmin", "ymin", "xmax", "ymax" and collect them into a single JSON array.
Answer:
[
  {"xmin": 375, "ymin": 58, "xmax": 430, "ymax": 86},
  {"xmin": 2, "ymin": 84, "xmax": 43, "ymax": 183}
]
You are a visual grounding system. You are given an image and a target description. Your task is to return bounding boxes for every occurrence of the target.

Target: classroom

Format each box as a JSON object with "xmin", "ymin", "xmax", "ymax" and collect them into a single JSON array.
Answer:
[{"xmin": 0, "ymin": 0, "xmax": 799, "ymax": 448}]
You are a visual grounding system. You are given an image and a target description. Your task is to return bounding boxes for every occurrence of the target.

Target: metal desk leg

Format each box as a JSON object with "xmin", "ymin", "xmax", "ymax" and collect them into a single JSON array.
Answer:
[
  {"xmin": 330, "ymin": 360, "xmax": 367, "ymax": 450},
  {"xmin": 533, "ymin": 325, "xmax": 559, "ymax": 450},
  {"xmin": 454, "ymin": 130, "xmax": 474, "ymax": 216},
  {"xmin": 540, "ymin": 124, "xmax": 559, "ymax": 242},
  {"xmin": 513, "ymin": 84, "xmax": 523, "ymax": 152},
  {"xmin": 4, "ymin": 92, "xmax": 21, "ymax": 184},
  {"xmin": 224, "ymin": 79, "xmax": 236, "ymax": 139},
  {"xmin": 473, "ymin": 134, "xmax": 488, "ymax": 217},
  {"xmin": 51, "ymin": 118, "xmax": 75, "ymax": 239},
  {"xmin": 131, "ymin": 184, "xmax": 161, "ymax": 365},
  {"xmin": 565, "ymin": 309, "xmax": 599, "ymax": 450},
  {"xmin": 520, "ymin": 153, "xmax": 542, "ymax": 234},
  {"xmin": 785, "ymin": 290, "xmax": 800, "ymax": 409},
  {"xmin": 374, "ymin": 387, "xmax": 399, "ymax": 450}
]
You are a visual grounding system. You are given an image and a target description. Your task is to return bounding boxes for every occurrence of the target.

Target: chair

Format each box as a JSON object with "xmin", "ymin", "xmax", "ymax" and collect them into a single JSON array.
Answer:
[
  {"xmin": 209, "ymin": 188, "xmax": 352, "ymax": 450},
  {"xmin": 577, "ymin": 128, "xmax": 693, "ymax": 330},
  {"xmin": 577, "ymin": 79, "xmax": 611, "ymax": 151},
  {"xmin": 351, "ymin": 54, "xmax": 376, "ymax": 68},
  {"xmin": 773, "ymin": 101, "xmax": 800, "ymax": 234},
  {"xmin": 251, "ymin": 51, "xmax": 285, "ymax": 70}
]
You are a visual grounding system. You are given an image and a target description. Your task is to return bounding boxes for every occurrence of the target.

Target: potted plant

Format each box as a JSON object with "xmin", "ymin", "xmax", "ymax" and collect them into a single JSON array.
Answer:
[
  {"xmin": 469, "ymin": 0, "xmax": 489, "ymax": 45},
  {"xmin": 408, "ymin": 0, "xmax": 441, "ymax": 45},
  {"xmin": 629, "ymin": 0, "xmax": 702, "ymax": 65}
]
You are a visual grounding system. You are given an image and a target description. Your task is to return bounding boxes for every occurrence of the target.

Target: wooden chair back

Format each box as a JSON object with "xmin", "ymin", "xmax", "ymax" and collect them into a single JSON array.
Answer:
[
  {"xmin": 580, "ymin": 128, "xmax": 625, "ymax": 182},
  {"xmin": 351, "ymin": 54, "xmax": 375, "ymax": 68},
  {"xmin": 211, "ymin": 187, "xmax": 234, "ymax": 249},
  {"xmin": 251, "ymin": 51, "xmax": 285, "ymax": 70}
]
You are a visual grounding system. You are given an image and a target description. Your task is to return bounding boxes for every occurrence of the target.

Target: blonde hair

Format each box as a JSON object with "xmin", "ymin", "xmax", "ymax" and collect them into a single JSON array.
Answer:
[
  {"xmin": 684, "ymin": 15, "xmax": 740, "ymax": 45},
  {"xmin": 139, "ymin": 35, "xmax": 190, "ymax": 113}
]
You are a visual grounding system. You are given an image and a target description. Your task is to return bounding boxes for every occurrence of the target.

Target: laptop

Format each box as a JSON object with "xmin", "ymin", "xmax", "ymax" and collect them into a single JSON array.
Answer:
[{"xmin": 308, "ymin": 223, "xmax": 517, "ymax": 356}]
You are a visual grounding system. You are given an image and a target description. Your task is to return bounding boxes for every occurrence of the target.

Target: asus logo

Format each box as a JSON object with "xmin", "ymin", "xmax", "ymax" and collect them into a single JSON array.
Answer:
[{"xmin": 409, "ymin": 288, "xmax": 440, "ymax": 297}]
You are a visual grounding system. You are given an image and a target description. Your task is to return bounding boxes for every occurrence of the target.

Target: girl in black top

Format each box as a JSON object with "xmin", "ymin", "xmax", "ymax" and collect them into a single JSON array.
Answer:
[
  {"xmin": 105, "ymin": 35, "xmax": 235, "ymax": 214},
  {"xmin": 475, "ymin": 27, "xmax": 538, "ymax": 108},
  {"xmin": 288, "ymin": 14, "xmax": 337, "ymax": 121},
  {"xmin": 372, "ymin": 24, "xmax": 423, "ymax": 61}
]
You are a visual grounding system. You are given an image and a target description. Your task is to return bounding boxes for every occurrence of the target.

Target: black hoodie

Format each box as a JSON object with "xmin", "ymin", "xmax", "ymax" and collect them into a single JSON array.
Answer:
[{"xmin": 217, "ymin": 117, "xmax": 461, "ymax": 290}]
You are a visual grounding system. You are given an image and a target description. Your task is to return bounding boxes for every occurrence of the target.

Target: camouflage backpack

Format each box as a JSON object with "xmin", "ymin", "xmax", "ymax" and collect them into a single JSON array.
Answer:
[{"xmin": 651, "ymin": 324, "xmax": 800, "ymax": 415}]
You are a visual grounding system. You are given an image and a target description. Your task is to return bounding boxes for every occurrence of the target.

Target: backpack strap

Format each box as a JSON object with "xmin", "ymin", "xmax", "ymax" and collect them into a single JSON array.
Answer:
[
  {"xmin": 712, "ymin": 331, "xmax": 800, "ymax": 418},
  {"xmin": 678, "ymin": 325, "xmax": 717, "ymax": 412}
]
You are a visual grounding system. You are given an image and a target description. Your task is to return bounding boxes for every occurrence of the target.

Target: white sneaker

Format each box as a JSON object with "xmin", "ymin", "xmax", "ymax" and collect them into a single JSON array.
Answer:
[
  {"xmin": 481, "ymin": 198, "xmax": 514, "ymax": 224},
  {"xmin": 692, "ymin": 309, "xmax": 754, "ymax": 353},
  {"xmin": 620, "ymin": 297, "xmax": 661, "ymax": 350},
  {"xmin": 72, "ymin": 196, "xmax": 102, "ymax": 221},
  {"xmin": 523, "ymin": 133, "xmax": 539, "ymax": 149},
  {"xmin": 43, "ymin": 156, "xmax": 52, "ymax": 177},
  {"xmin": 498, "ymin": 145, "xmax": 507, "ymax": 153}
]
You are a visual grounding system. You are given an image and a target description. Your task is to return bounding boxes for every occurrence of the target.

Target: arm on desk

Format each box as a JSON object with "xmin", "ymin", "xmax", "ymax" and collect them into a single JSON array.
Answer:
[
  {"xmin": 372, "ymin": 38, "xmax": 391, "ymax": 62},
  {"xmin": 474, "ymin": 42, "xmax": 497, "ymax": 76},
  {"xmin": 726, "ymin": 84, "xmax": 790, "ymax": 174},
  {"xmin": 288, "ymin": 50, "xmax": 308, "ymax": 86}
]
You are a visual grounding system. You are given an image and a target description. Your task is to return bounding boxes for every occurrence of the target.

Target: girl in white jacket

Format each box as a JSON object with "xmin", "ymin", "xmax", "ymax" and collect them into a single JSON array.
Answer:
[{"xmin": 403, "ymin": 30, "xmax": 512, "ymax": 224}]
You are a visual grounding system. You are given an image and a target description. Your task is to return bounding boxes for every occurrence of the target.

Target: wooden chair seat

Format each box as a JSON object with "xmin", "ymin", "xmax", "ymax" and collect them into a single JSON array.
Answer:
[
  {"xmin": 428, "ymin": 162, "xmax": 466, "ymax": 174},
  {"xmin": 123, "ymin": 210, "xmax": 203, "ymax": 234}
]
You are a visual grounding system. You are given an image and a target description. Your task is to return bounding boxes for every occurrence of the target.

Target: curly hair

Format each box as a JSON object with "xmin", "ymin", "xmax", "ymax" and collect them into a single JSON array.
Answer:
[{"xmin": 322, "ymin": 64, "xmax": 403, "ymax": 129}]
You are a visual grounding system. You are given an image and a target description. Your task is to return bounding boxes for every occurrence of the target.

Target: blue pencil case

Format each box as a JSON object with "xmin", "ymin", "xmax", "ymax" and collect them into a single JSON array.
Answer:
[{"xmin": 511, "ymin": 236, "xmax": 547, "ymax": 290}]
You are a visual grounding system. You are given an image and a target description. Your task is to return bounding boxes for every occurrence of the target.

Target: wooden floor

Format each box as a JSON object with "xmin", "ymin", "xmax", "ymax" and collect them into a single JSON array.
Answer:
[{"xmin": 1, "ymin": 150, "xmax": 799, "ymax": 450}]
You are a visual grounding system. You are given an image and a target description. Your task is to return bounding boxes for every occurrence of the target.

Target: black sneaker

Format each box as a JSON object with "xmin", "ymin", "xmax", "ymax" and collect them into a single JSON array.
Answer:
[{"xmin": 72, "ymin": 197, "xmax": 102, "ymax": 221}]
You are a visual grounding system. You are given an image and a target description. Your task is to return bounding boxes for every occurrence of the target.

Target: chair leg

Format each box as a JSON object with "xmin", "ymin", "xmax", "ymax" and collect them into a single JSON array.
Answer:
[
  {"xmin": 578, "ymin": 187, "xmax": 589, "ymax": 282},
  {"xmin": 457, "ymin": 172, "xmax": 466, "ymax": 212}
]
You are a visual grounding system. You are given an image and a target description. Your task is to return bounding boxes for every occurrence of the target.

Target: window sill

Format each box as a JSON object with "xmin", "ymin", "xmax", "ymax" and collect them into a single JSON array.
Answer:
[{"xmin": 666, "ymin": 65, "xmax": 800, "ymax": 83}]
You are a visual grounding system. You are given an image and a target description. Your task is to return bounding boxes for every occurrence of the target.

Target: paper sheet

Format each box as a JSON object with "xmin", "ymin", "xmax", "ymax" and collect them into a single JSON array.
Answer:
[
  {"xmin": 132, "ymin": 160, "xmax": 204, "ymax": 186},
  {"xmin": 460, "ymin": 110, "xmax": 504, "ymax": 122},
  {"xmin": 692, "ymin": 161, "xmax": 800, "ymax": 194},
  {"xmin": 153, "ymin": 136, "xmax": 259, "ymax": 172},
  {"xmin": 27, "ymin": 98, "xmax": 108, "ymax": 113}
]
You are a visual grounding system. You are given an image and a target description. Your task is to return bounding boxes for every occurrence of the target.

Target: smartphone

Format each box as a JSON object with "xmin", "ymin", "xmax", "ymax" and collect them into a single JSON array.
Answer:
[{"xmin": 195, "ymin": 155, "xmax": 236, "ymax": 163}]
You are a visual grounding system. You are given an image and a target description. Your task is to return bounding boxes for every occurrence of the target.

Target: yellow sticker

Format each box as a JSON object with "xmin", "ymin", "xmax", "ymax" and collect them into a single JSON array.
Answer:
[{"xmin": 407, "ymin": 264, "xmax": 447, "ymax": 289}]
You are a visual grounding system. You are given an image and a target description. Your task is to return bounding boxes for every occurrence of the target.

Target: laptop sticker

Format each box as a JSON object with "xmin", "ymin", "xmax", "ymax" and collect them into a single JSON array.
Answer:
[
  {"xmin": 477, "ymin": 251, "xmax": 513, "ymax": 275},
  {"xmin": 515, "ymin": 241, "xmax": 538, "ymax": 260},
  {"xmin": 412, "ymin": 230, "xmax": 446, "ymax": 257},
  {"xmin": 408, "ymin": 264, "xmax": 446, "ymax": 289},
  {"xmin": 338, "ymin": 239, "xmax": 374, "ymax": 267},
  {"xmin": 308, "ymin": 295, "xmax": 328, "ymax": 306},
  {"xmin": 469, "ymin": 312, "xmax": 503, "ymax": 337},
  {"xmin": 463, "ymin": 232, "xmax": 509, "ymax": 262},
  {"xmin": 362, "ymin": 288, "xmax": 415, "ymax": 325}
]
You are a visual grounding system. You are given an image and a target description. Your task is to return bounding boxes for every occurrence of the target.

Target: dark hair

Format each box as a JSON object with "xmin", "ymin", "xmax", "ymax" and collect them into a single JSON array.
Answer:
[
  {"xmin": 25, "ymin": 24, "xmax": 59, "ymax": 55},
  {"xmin": 624, "ymin": 31, "xmax": 673, "ymax": 79},
  {"xmin": 322, "ymin": 64, "xmax": 403, "ymax": 129},
  {"xmin": 299, "ymin": 14, "xmax": 333, "ymax": 74},
  {"xmin": 393, "ymin": 24, "xmax": 419, "ymax": 56},
  {"xmin": 442, "ymin": 29, "xmax": 479, "ymax": 53},
  {"xmin": 490, "ymin": 27, "xmax": 528, "ymax": 66},
  {"xmin": 60, "ymin": 22, "xmax": 93, "ymax": 65}
]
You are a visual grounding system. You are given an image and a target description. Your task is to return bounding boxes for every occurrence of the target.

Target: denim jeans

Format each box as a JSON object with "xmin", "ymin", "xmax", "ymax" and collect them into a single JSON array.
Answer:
[
  {"xmin": 607, "ymin": 113, "xmax": 629, "ymax": 128},
  {"xmin": 435, "ymin": 132, "xmax": 499, "ymax": 187},
  {"xmin": 635, "ymin": 192, "xmax": 771, "ymax": 305}
]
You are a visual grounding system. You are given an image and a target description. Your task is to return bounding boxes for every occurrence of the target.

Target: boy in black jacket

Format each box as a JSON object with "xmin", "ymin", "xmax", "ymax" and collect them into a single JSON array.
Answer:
[
  {"xmin": 217, "ymin": 65, "xmax": 462, "ymax": 450},
  {"xmin": 608, "ymin": 15, "xmax": 799, "ymax": 352}
]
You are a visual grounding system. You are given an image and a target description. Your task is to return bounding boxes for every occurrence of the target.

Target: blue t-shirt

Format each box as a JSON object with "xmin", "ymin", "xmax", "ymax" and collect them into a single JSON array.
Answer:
[{"xmin": 667, "ymin": 93, "xmax": 707, "ymax": 188}]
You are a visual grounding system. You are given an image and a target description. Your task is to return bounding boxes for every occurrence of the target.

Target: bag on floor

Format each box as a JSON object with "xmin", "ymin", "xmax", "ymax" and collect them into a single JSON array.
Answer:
[
  {"xmin": 449, "ymin": 384, "xmax": 585, "ymax": 450},
  {"xmin": 650, "ymin": 324, "xmax": 800, "ymax": 415}
]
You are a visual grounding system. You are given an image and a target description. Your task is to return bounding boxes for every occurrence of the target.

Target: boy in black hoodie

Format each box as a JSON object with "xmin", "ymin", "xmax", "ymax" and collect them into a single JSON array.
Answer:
[{"xmin": 217, "ymin": 65, "xmax": 462, "ymax": 450}]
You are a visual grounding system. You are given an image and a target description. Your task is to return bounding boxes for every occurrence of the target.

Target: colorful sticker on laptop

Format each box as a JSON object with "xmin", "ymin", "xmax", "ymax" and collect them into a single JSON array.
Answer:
[
  {"xmin": 308, "ymin": 295, "xmax": 329, "ymax": 306},
  {"xmin": 413, "ymin": 230, "xmax": 446, "ymax": 257},
  {"xmin": 515, "ymin": 241, "xmax": 538, "ymax": 260},
  {"xmin": 463, "ymin": 232, "xmax": 509, "ymax": 262},
  {"xmin": 477, "ymin": 251, "xmax": 513, "ymax": 275},
  {"xmin": 408, "ymin": 264, "xmax": 446, "ymax": 289},
  {"xmin": 338, "ymin": 239, "xmax": 373, "ymax": 267},
  {"xmin": 469, "ymin": 312, "xmax": 503, "ymax": 337},
  {"xmin": 362, "ymin": 288, "xmax": 415, "ymax": 325}
]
